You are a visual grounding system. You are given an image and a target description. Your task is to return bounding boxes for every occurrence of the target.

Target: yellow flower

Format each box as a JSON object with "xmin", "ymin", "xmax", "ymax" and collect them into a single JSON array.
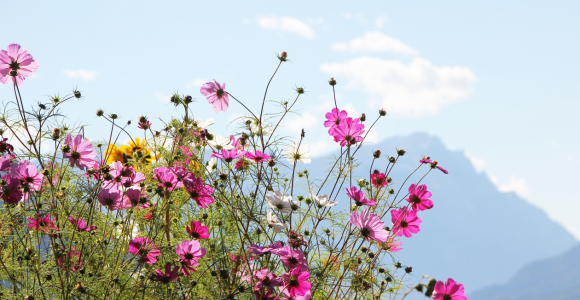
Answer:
[{"xmin": 105, "ymin": 138, "xmax": 158, "ymax": 165}]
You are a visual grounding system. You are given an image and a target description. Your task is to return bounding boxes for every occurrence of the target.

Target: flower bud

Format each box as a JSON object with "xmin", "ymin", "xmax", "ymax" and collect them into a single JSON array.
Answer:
[
  {"xmin": 395, "ymin": 262, "xmax": 402, "ymax": 268},
  {"xmin": 184, "ymin": 95, "xmax": 193, "ymax": 104},
  {"xmin": 267, "ymin": 159, "xmax": 276, "ymax": 167},
  {"xmin": 291, "ymin": 203, "xmax": 299, "ymax": 211},
  {"xmin": 373, "ymin": 150, "xmax": 381, "ymax": 158},
  {"xmin": 38, "ymin": 103, "xmax": 46, "ymax": 109},
  {"xmin": 378, "ymin": 267, "xmax": 385, "ymax": 273},
  {"xmin": 329, "ymin": 77, "xmax": 337, "ymax": 86},
  {"xmin": 360, "ymin": 113, "xmax": 366, "ymax": 122},
  {"xmin": 296, "ymin": 87, "xmax": 305, "ymax": 94},
  {"xmin": 96, "ymin": 109, "xmax": 104, "ymax": 117},
  {"xmin": 379, "ymin": 109, "xmax": 387, "ymax": 116},
  {"xmin": 74, "ymin": 90, "xmax": 82, "ymax": 99},
  {"xmin": 405, "ymin": 266, "xmax": 413, "ymax": 273},
  {"xmin": 397, "ymin": 148, "xmax": 406, "ymax": 156},
  {"xmin": 361, "ymin": 246, "xmax": 368, "ymax": 253},
  {"xmin": 110, "ymin": 114, "xmax": 118, "ymax": 120},
  {"xmin": 52, "ymin": 96, "xmax": 60, "ymax": 103},
  {"xmin": 52, "ymin": 128, "xmax": 61, "ymax": 140},
  {"xmin": 278, "ymin": 51, "xmax": 288, "ymax": 62},
  {"xmin": 388, "ymin": 157, "xmax": 396, "ymax": 163},
  {"xmin": 368, "ymin": 251, "xmax": 375, "ymax": 259}
]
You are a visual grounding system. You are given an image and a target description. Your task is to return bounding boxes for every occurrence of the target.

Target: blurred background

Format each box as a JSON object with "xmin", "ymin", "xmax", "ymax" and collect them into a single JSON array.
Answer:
[{"xmin": 2, "ymin": 1, "xmax": 579, "ymax": 298}]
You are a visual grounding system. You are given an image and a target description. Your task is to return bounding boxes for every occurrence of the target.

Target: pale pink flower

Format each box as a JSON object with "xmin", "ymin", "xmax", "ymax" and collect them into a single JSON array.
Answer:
[
  {"xmin": 153, "ymin": 263, "xmax": 181, "ymax": 283},
  {"xmin": 331, "ymin": 117, "xmax": 365, "ymax": 147},
  {"xmin": 245, "ymin": 150, "xmax": 272, "ymax": 163},
  {"xmin": 254, "ymin": 267, "xmax": 283, "ymax": 290},
  {"xmin": 346, "ymin": 186, "xmax": 376, "ymax": 206},
  {"xmin": 175, "ymin": 240, "xmax": 206, "ymax": 276},
  {"xmin": 128, "ymin": 237, "xmax": 161, "ymax": 264},
  {"xmin": 11, "ymin": 160, "xmax": 43, "ymax": 192},
  {"xmin": 154, "ymin": 166, "xmax": 183, "ymax": 191},
  {"xmin": 67, "ymin": 217, "xmax": 97, "ymax": 232},
  {"xmin": 406, "ymin": 184, "xmax": 433, "ymax": 211},
  {"xmin": 0, "ymin": 44, "xmax": 39, "ymax": 86},
  {"xmin": 211, "ymin": 148, "xmax": 245, "ymax": 163},
  {"xmin": 200, "ymin": 80, "xmax": 229, "ymax": 112},
  {"xmin": 391, "ymin": 207, "xmax": 422, "ymax": 238},
  {"xmin": 0, "ymin": 156, "xmax": 10, "ymax": 171},
  {"xmin": 272, "ymin": 245, "xmax": 308, "ymax": 272},
  {"xmin": 183, "ymin": 177, "xmax": 215, "ymax": 208},
  {"xmin": 63, "ymin": 134, "xmax": 97, "ymax": 170},
  {"xmin": 248, "ymin": 242, "xmax": 283, "ymax": 255},
  {"xmin": 280, "ymin": 268, "xmax": 312, "ymax": 298},
  {"xmin": 432, "ymin": 278, "xmax": 467, "ymax": 300},
  {"xmin": 350, "ymin": 208, "xmax": 390, "ymax": 243},
  {"xmin": 98, "ymin": 188, "xmax": 123, "ymax": 210}
]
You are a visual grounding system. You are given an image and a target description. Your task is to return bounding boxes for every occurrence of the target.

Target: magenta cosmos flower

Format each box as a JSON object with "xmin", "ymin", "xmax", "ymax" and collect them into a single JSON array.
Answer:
[
  {"xmin": 0, "ymin": 44, "xmax": 39, "ymax": 86},
  {"xmin": 200, "ymin": 80, "xmax": 229, "ymax": 112},
  {"xmin": 432, "ymin": 278, "xmax": 467, "ymax": 300},
  {"xmin": 391, "ymin": 207, "xmax": 422, "ymax": 238},
  {"xmin": 183, "ymin": 177, "xmax": 215, "ymax": 208},
  {"xmin": 0, "ymin": 175, "xmax": 23, "ymax": 204},
  {"xmin": 324, "ymin": 108, "xmax": 348, "ymax": 132},
  {"xmin": 211, "ymin": 148, "xmax": 245, "ymax": 163},
  {"xmin": 154, "ymin": 166, "xmax": 183, "ymax": 191},
  {"xmin": 27, "ymin": 213, "xmax": 58, "ymax": 234},
  {"xmin": 332, "ymin": 117, "xmax": 365, "ymax": 147},
  {"xmin": 350, "ymin": 208, "xmax": 390, "ymax": 243},
  {"xmin": 248, "ymin": 242, "xmax": 283, "ymax": 255},
  {"xmin": 273, "ymin": 245, "xmax": 309, "ymax": 272},
  {"xmin": 63, "ymin": 134, "xmax": 97, "ymax": 170},
  {"xmin": 254, "ymin": 267, "xmax": 283, "ymax": 290},
  {"xmin": 280, "ymin": 268, "xmax": 312, "ymax": 298},
  {"xmin": 370, "ymin": 172, "xmax": 388, "ymax": 188},
  {"xmin": 245, "ymin": 150, "xmax": 272, "ymax": 163},
  {"xmin": 98, "ymin": 188, "xmax": 123, "ymax": 210},
  {"xmin": 57, "ymin": 247, "xmax": 82, "ymax": 271},
  {"xmin": 406, "ymin": 184, "xmax": 433, "ymax": 211},
  {"xmin": 186, "ymin": 220, "xmax": 210, "ymax": 239},
  {"xmin": 381, "ymin": 236, "xmax": 403, "ymax": 252},
  {"xmin": 153, "ymin": 263, "xmax": 181, "ymax": 283},
  {"xmin": 67, "ymin": 217, "xmax": 97, "ymax": 232},
  {"xmin": 0, "ymin": 156, "xmax": 10, "ymax": 171},
  {"xmin": 175, "ymin": 240, "xmax": 206, "ymax": 276},
  {"xmin": 128, "ymin": 237, "xmax": 161, "ymax": 264},
  {"xmin": 346, "ymin": 186, "xmax": 376, "ymax": 206}
]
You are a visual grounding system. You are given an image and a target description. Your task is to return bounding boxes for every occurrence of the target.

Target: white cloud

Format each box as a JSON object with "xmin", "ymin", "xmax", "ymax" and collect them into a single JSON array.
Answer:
[
  {"xmin": 375, "ymin": 16, "xmax": 388, "ymax": 29},
  {"xmin": 490, "ymin": 175, "xmax": 531, "ymax": 199},
  {"xmin": 319, "ymin": 56, "xmax": 476, "ymax": 117},
  {"xmin": 187, "ymin": 78, "xmax": 208, "ymax": 89},
  {"xmin": 63, "ymin": 69, "xmax": 99, "ymax": 81},
  {"xmin": 154, "ymin": 91, "xmax": 171, "ymax": 104},
  {"xmin": 257, "ymin": 16, "xmax": 316, "ymax": 39},
  {"xmin": 331, "ymin": 31, "xmax": 418, "ymax": 55},
  {"xmin": 344, "ymin": 13, "xmax": 368, "ymax": 24},
  {"xmin": 287, "ymin": 112, "xmax": 318, "ymax": 134},
  {"xmin": 464, "ymin": 151, "xmax": 485, "ymax": 172}
]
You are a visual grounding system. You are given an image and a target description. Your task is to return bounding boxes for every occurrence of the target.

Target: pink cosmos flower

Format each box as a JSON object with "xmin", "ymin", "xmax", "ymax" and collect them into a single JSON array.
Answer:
[
  {"xmin": 381, "ymin": 236, "xmax": 403, "ymax": 252},
  {"xmin": 406, "ymin": 184, "xmax": 433, "ymax": 211},
  {"xmin": 186, "ymin": 221, "xmax": 210, "ymax": 239},
  {"xmin": 370, "ymin": 173, "xmax": 388, "ymax": 188},
  {"xmin": 391, "ymin": 207, "xmax": 422, "ymax": 238},
  {"xmin": 420, "ymin": 157, "xmax": 433, "ymax": 164},
  {"xmin": 175, "ymin": 240, "xmax": 206, "ymax": 276},
  {"xmin": 230, "ymin": 135, "xmax": 247, "ymax": 150},
  {"xmin": 211, "ymin": 148, "xmax": 245, "ymax": 163},
  {"xmin": 170, "ymin": 165, "xmax": 194, "ymax": 182},
  {"xmin": 432, "ymin": 278, "xmax": 467, "ymax": 300},
  {"xmin": 324, "ymin": 108, "xmax": 348, "ymax": 130},
  {"xmin": 128, "ymin": 237, "xmax": 161, "ymax": 264},
  {"xmin": 254, "ymin": 289, "xmax": 277, "ymax": 300},
  {"xmin": 0, "ymin": 156, "xmax": 10, "ymax": 171},
  {"xmin": 0, "ymin": 44, "xmax": 39, "ymax": 86},
  {"xmin": 248, "ymin": 242, "xmax": 283, "ymax": 255},
  {"xmin": 350, "ymin": 208, "xmax": 390, "ymax": 243},
  {"xmin": 67, "ymin": 217, "xmax": 97, "ymax": 232},
  {"xmin": 200, "ymin": 80, "xmax": 229, "ymax": 112},
  {"xmin": 63, "ymin": 134, "xmax": 97, "ymax": 170},
  {"xmin": 332, "ymin": 117, "xmax": 365, "ymax": 147},
  {"xmin": 235, "ymin": 158, "xmax": 250, "ymax": 170},
  {"xmin": 27, "ymin": 213, "xmax": 58, "ymax": 234},
  {"xmin": 280, "ymin": 268, "xmax": 312, "ymax": 298},
  {"xmin": 57, "ymin": 247, "xmax": 82, "ymax": 271},
  {"xmin": 123, "ymin": 188, "xmax": 143, "ymax": 208},
  {"xmin": 272, "ymin": 245, "xmax": 309, "ymax": 272},
  {"xmin": 245, "ymin": 150, "xmax": 272, "ymax": 163},
  {"xmin": 183, "ymin": 177, "xmax": 215, "ymax": 208},
  {"xmin": 154, "ymin": 166, "xmax": 183, "ymax": 191},
  {"xmin": 138, "ymin": 121, "xmax": 151, "ymax": 130},
  {"xmin": 0, "ymin": 175, "xmax": 23, "ymax": 204},
  {"xmin": 11, "ymin": 160, "xmax": 43, "ymax": 192},
  {"xmin": 437, "ymin": 166, "xmax": 449, "ymax": 174},
  {"xmin": 98, "ymin": 188, "xmax": 123, "ymax": 210},
  {"xmin": 345, "ymin": 186, "xmax": 376, "ymax": 206},
  {"xmin": 153, "ymin": 263, "xmax": 181, "ymax": 283},
  {"xmin": 254, "ymin": 267, "xmax": 283, "ymax": 290}
]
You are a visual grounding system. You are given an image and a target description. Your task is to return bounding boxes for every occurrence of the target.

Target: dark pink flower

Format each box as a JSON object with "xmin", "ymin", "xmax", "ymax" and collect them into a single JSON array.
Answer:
[
  {"xmin": 324, "ymin": 108, "xmax": 348, "ymax": 130},
  {"xmin": 11, "ymin": 160, "xmax": 43, "ymax": 192},
  {"xmin": 0, "ymin": 138, "xmax": 14, "ymax": 154},
  {"xmin": 248, "ymin": 242, "xmax": 283, "ymax": 255},
  {"xmin": 254, "ymin": 267, "xmax": 283, "ymax": 290},
  {"xmin": 370, "ymin": 173, "xmax": 388, "ymax": 188},
  {"xmin": 254, "ymin": 289, "xmax": 277, "ymax": 300},
  {"xmin": 57, "ymin": 247, "xmax": 82, "ymax": 271},
  {"xmin": 235, "ymin": 158, "xmax": 250, "ymax": 170},
  {"xmin": 432, "ymin": 278, "xmax": 467, "ymax": 300},
  {"xmin": 211, "ymin": 148, "xmax": 245, "ymax": 163},
  {"xmin": 153, "ymin": 263, "xmax": 181, "ymax": 283},
  {"xmin": 27, "ymin": 213, "xmax": 58, "ymax": 234},
  {"xmin": 0, "ymin": 44, "xmax": 39, "ymax": 86},
  {"xmin": 406, "ymin": 184, "xmax": 433, "ymax": 211},
  {"xmin": 391, "ymin": 207, "xmax": 422, "ymax": 238},
  {"xmin": 98, "ymin": 188, "xmax": 123, "ymax": 210},
  {"xmin": 331, "ymin": 117, "xmax": 365, "ymax": 147},
  {"xmin": 280, "ymin": 268, "xmax": 311, "ymax": 298},
  {"xmin": 154, "ymin": 166, "xmax": 183, "ymax": 191},
  {"xmin": 186, "ymin": 221, "xmax": 210, "ymax": 240},
  {"xmin": 200, "ymin": 80, "xmax": 229, "ymax": 112},
  {"xmin": 420, "ymin": 157, "xmax": 433, "ymax": 164},
  {"xmin": 175, "ymin": 240, "xmax": 206, "ymax": 276},
  {"xmin": 345, "ymin": 186, "xmax": 376, "ymax": 206},
  {"xmin": 183, "ymin": 177, "xmax": 214, "ymax": 208},
  {"xmin": 0, "ymin": 175, "xmax": 23, "ymax": 204},
  {"xmin": 436, "ymin": 165, "xmax": 449, "ymax": 174},
  {"xmin": 0, "ymin": 156, "xmax": 11, "ymax": 171},
  {"xmin": 128, "ymin": 237, "xmax": 161, "ymax": 264},
  {"xmin": 67, "ymin": 217, "xmax": 97, "ymax": 232},
  {"xmin": 123, "ymin": 188, "xmax": 144, "ymax": 208},
  {"xmin": 138, "ymin": 121, "xmax": 151, "ymax": 130},
  {"xmin": 63, "ymin": 134, "xmax": 97, "ymax": 170},
  {"xmin": 272, "ymin": 245, "xmax": 308, "ymax": 272},
  {"xmin": 245, "ymin": 150, "xmax": 272, "ymax": 163},
  {"xmin": 350, "ymin": 208, "xmax": 390, "ymax": 243},
  {"xmin": 170, "ymin": 165, "xmax": 194, "ymax": 182}
]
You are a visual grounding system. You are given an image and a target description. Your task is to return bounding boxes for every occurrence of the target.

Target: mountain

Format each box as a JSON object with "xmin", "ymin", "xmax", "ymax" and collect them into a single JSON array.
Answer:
[
  {"xmin": 308, "ymin": 132, "xmax": 576, "ymax": 296},
  {"xmin": 470, "ymin": 243, "xmax": 580, "ymax": 300}
]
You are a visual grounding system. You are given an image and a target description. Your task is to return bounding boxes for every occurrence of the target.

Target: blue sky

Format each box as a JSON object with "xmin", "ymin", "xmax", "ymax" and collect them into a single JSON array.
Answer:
[{"xmin": 2, "ymin": 1, "xmax": 580, "ymax": 238}]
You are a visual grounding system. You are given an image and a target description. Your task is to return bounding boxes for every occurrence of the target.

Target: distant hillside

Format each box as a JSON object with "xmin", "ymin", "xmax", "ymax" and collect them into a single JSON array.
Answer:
[
  {"xmin": 309, "ymin": 132, "xmax": 576, "ymax": 296},
  {"xmin": 471, "ymin": 243, "xmax": 580, "ymax": 300}
]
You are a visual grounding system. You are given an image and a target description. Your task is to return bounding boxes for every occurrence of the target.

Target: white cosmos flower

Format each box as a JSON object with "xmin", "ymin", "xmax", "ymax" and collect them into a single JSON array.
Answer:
[
  {"xmin": 257, "ymin": 210, "xmax": 288, "ymax": 233},
  {"xmin": 266, "ymin": 191, "xmax": 295, "ymax": 214},
  {"xmin": 309, "ymin": 191, "xmax": 337, "ymax": 208},
  {"xmin": 285, "ymin": 142, "xmax": 311, "ymax": 164},
  {"xmin": 246, "ymin": 119, "xmax": 272, "ymax": 136},
  {"xmin": 206, "ymin": 157, "xmax": 218, "ymax": 174},
  {"xmin": 207, "ymin": 134, "xmax": 234, "ymax": 150},
  {"xmin": 193, "ymin": 118, "xmax": 214, "ymax": 129}
]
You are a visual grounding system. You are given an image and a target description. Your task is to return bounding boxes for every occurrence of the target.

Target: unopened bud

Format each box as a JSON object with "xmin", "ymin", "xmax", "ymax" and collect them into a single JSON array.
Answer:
[
  {"xmin": 360, "ymin": 113, "xmax": 366, "ymax": 122},
  {"xmin": 73, "ymin": 90, "xmax": 81, "ymax": 99},
  {"xmin": 379, "ymin": 109, "xmax": 387, "ymax": 116},
  {"xmin": 296, "ymin": 87, "xmax": 305, "ymax": 94},
  {"xmin": 267, "ymin": 159, "xmax": 276, "ymax": 167},
  {"xmin": 329, "ymin": 77, "xmax": 337, "ymax": 86},
  {"xmin": 52, "ymin": 128, "xmax": 61, "ymax": 140},
  {"xmin": 184, "ymin": 95, "xmax": 193, "ymax": 104},
  {"xmin": 397, "ymin": 148, "xmax": 406, "ymax": 156},
  {"xmin": 110, "ymin": 114, "xmax": 118, "ymax": 119},
  {"xmin": 373, "ymin": 150, "xmax": 381, "ymax": 159},
  {"xmin": 405, "ymin": 266, "xmax": 413, "ymax": 273},
  {"xmin": 96, "ymin": 109, "xmax": 104, "ymax": 117},
  {"xmin": 279, "ymin": 51, "xmax": 288, "ymax": 61},
  {"xmin": 388, "ymin": 157, "xmax": 396, "ymax": 163}
]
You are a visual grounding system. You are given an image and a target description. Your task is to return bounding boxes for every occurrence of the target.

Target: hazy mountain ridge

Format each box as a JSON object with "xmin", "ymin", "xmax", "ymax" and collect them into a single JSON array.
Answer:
[{"xmin": 308, "ymin": 132, "xmax": 576, "ymax": 296}]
